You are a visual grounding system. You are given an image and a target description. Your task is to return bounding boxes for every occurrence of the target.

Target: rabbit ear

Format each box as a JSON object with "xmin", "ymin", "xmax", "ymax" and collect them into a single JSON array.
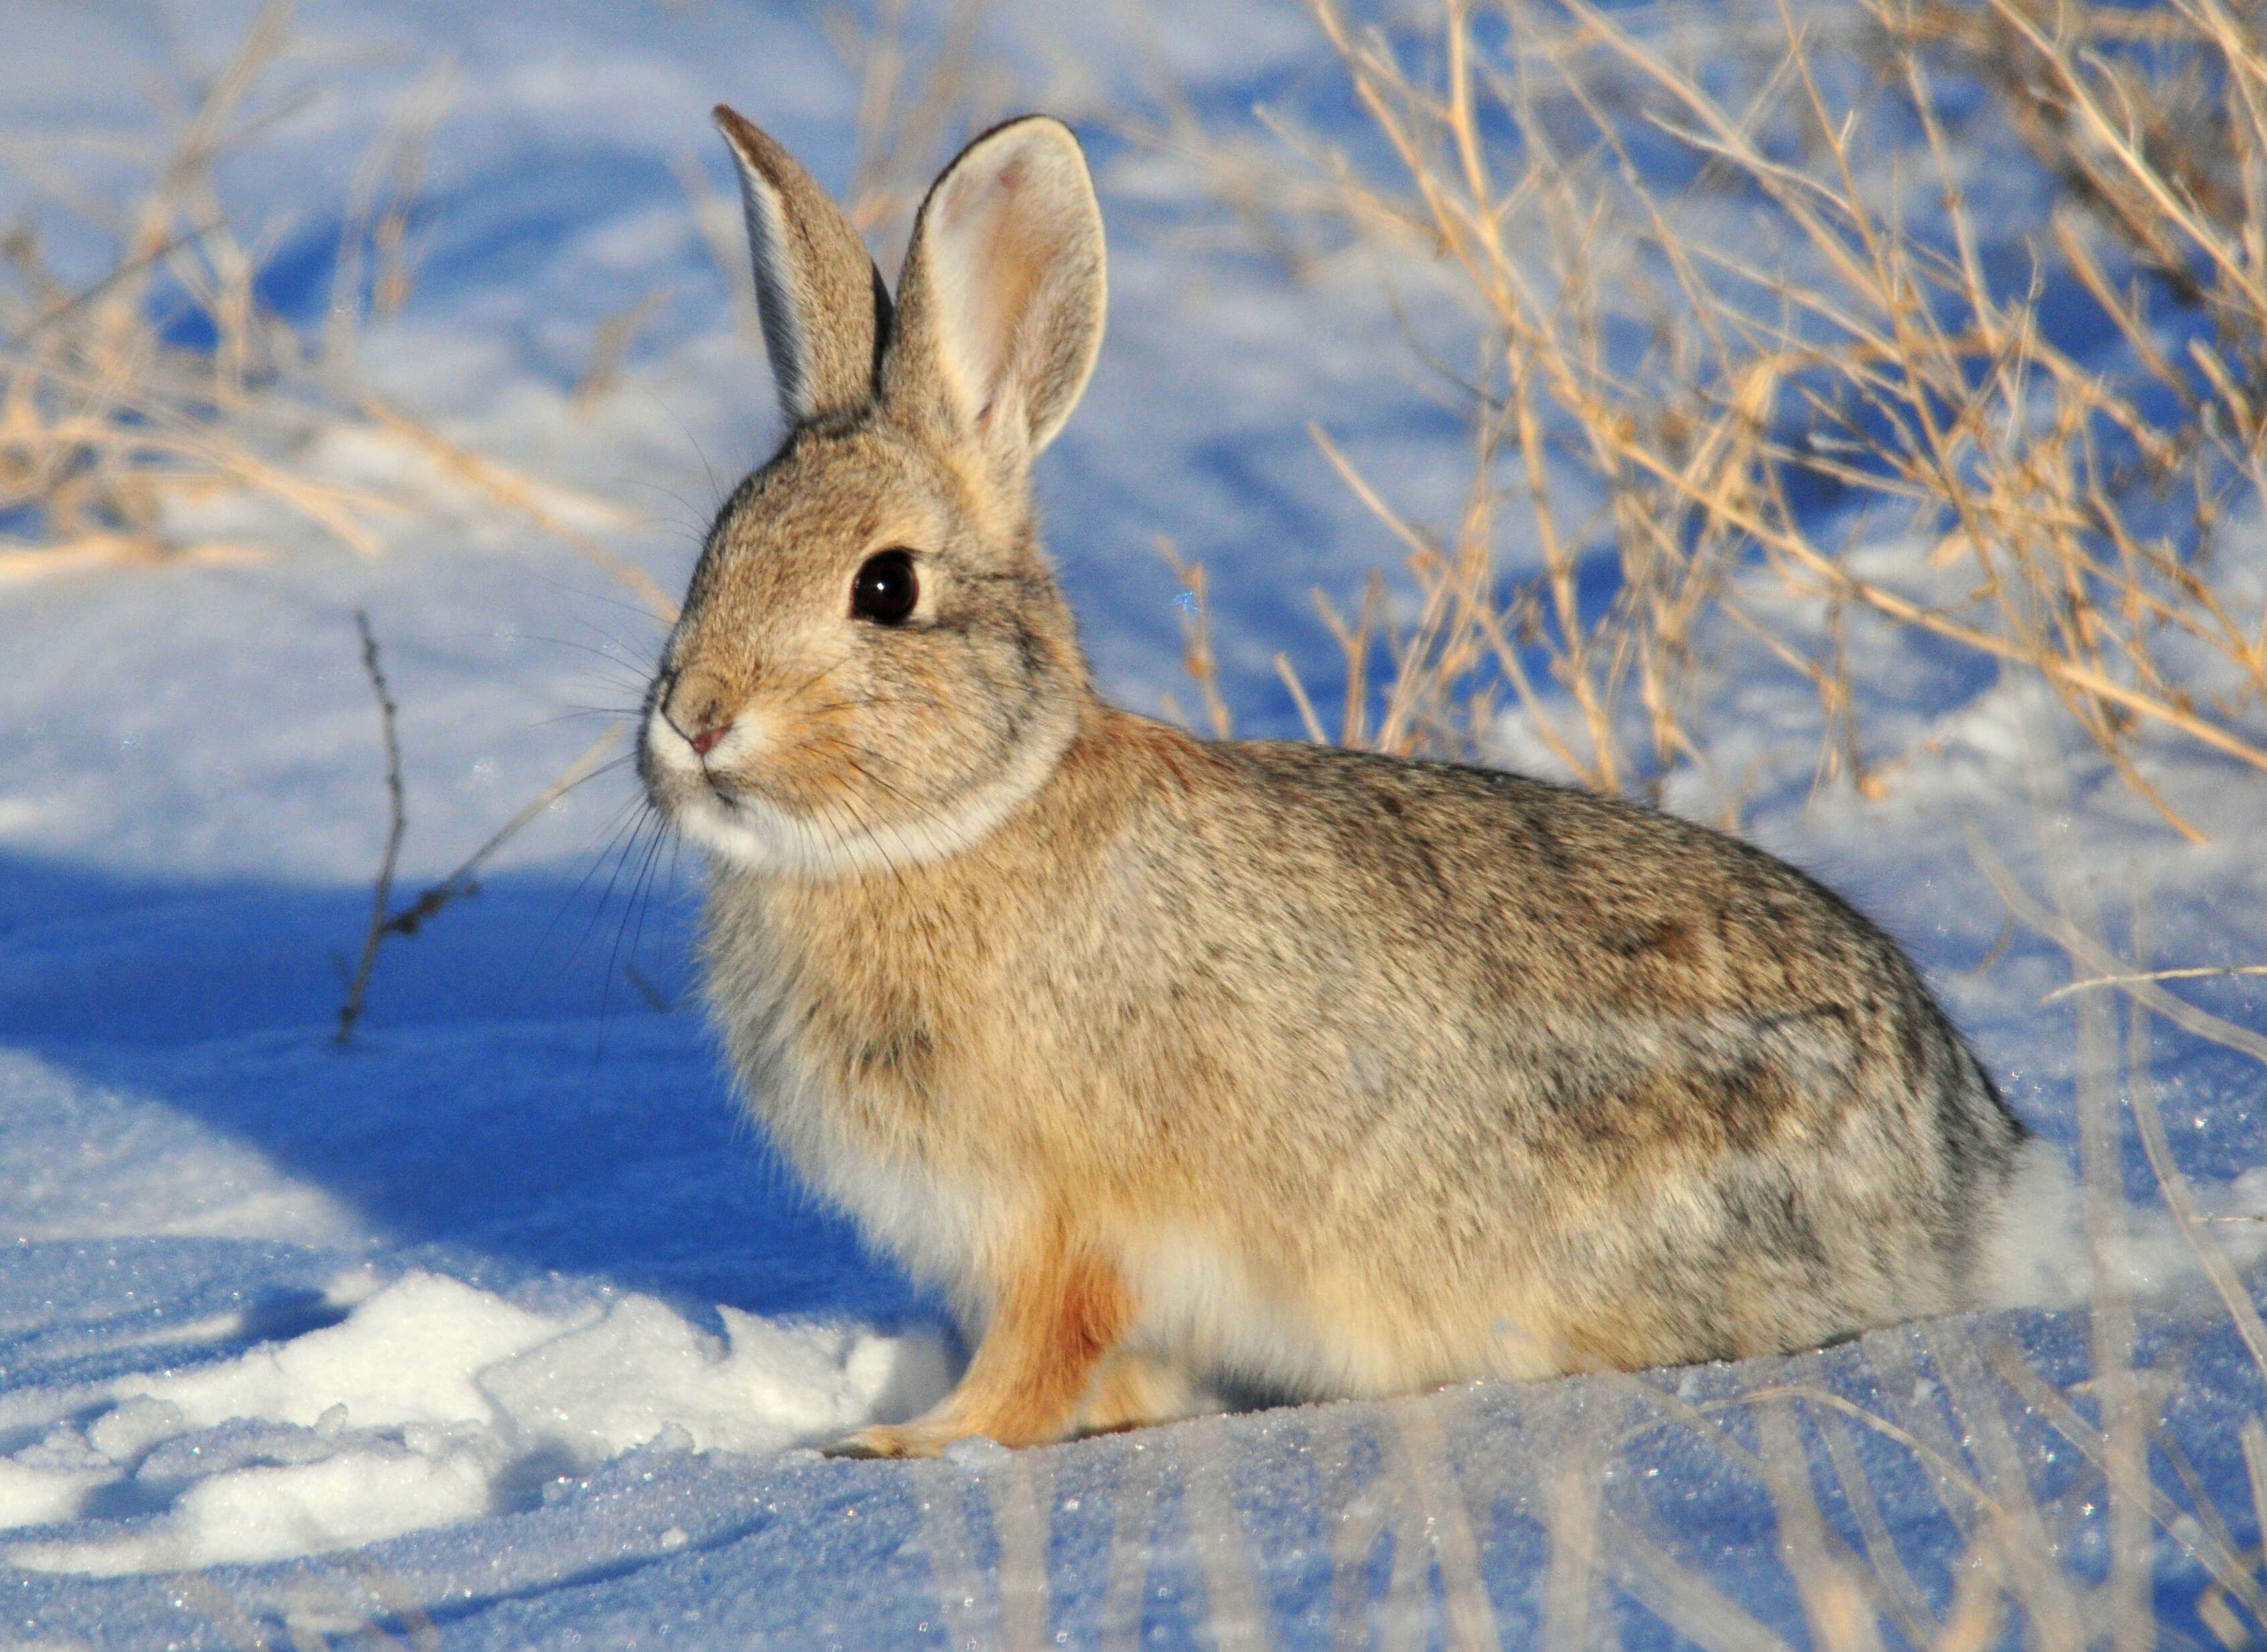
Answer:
[
  {"xmin": 715, "ymin": 105, "xmax": 892, "ymax": 426},
  {"xmin": 886, "ymin": 116, "xmax": 1104, "ymax": 465}
]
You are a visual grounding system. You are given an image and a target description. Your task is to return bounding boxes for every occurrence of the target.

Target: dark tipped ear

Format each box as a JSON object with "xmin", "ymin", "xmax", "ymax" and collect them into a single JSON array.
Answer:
[
  {"xmin": 715, "ymin": 105, "xmax": 892, "ymax": 426},
  {"xmin": 884, "ymin": 116, "xmax": 1105, "ymax": 466}
]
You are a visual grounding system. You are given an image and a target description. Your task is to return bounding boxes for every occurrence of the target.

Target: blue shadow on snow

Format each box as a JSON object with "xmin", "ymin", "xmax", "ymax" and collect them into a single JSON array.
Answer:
[{"xmin": 0, "ymin": 848, "xmax": 937, "ymax": 1328}]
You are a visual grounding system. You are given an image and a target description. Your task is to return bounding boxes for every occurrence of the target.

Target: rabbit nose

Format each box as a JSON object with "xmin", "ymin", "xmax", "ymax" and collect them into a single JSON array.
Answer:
[{"xmin": 663, "ymin": 670, "xmax": 736, "ymax": 758}]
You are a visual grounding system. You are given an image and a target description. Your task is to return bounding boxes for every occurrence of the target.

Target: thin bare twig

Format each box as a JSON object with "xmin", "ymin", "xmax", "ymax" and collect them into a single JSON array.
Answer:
[
  {"xmin": 379, "ymin": 725, "xmax": 623, "ymax": 939},
  {"xmin": 332, "ymin": 625, "xmax": 626, "ymax": 1044},
  {"xmin": 336, "ymin": 610, "xmax": 406, "ymax": 1046}
]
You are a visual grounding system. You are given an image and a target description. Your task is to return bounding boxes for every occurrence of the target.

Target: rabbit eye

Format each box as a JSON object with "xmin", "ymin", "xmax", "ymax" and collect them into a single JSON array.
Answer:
[{"xmin": 850, "ymin": 549, "xmax": 919, "ymax": 626}]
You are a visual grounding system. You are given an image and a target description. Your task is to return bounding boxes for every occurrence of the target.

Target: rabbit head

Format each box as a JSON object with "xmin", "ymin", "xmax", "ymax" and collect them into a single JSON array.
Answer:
[{"xmin": 640, "ymin": 109, "xmax": 1107, "ymax": 875}]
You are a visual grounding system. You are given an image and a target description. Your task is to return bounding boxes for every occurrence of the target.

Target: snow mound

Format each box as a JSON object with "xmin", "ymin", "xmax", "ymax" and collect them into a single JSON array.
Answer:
[{"xmin": 0, "ymin": 1271, "xmax": 951, "ymax": 1576}]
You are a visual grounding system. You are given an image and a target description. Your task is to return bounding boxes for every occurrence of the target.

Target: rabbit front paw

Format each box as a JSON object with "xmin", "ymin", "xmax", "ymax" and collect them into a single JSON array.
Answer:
[{"xmin": 823, "ymin": 1423, "xmax": 953, "ymax": 1459}]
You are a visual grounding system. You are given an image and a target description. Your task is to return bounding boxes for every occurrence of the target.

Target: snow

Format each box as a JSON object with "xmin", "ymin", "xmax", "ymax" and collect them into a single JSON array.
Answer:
[
  {"xmin": 1, "ymin": 0, "xmax": 2264, "ymax": 1647},
  {"xmin": 0, "ymin": 1273, "xmax": 949, "ymax": 1577}
]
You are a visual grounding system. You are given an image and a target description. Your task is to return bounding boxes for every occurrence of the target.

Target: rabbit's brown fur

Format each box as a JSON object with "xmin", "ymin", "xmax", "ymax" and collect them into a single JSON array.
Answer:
[{"xmin": 640, "ymin": 109, "xmax": 2025, "ymax": 1458}]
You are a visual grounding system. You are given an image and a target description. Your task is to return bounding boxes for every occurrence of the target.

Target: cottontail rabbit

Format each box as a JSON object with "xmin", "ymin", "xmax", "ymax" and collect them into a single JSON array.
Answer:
[{"xmin": 638, "ymin": 107, "xmax": 2026, "ymax": 1457}]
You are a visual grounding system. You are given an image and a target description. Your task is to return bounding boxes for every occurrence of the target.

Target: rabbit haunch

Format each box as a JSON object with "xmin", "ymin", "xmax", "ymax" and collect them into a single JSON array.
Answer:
[{"xmin": 638, "ymin": 110, "xmax": 2025, "ymax": 1457}]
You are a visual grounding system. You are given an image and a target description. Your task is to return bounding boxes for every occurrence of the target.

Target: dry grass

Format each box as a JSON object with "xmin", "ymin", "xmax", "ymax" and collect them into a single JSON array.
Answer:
[
  {"xmin": 330, "ymin": 608, "xmax": 622, "ymax": 1046},
  {"xmin": 0, "ymin": 0, "xmax": 670, "ymax": 618},
  {"xmin": 0, "ymin": 3, "xmax": 395, "ymax": 575},
  {"xmin": 1154, "ymin": 0, "xmax": 2267, "ymax": 839}
]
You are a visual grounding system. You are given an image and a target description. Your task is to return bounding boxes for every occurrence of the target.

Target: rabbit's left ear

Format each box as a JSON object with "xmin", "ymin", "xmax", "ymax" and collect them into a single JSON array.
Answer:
[
  {"xmin": 885, "ymin": 117, "xmax": 1105, "ymax": 466},
  {"xmin": 715, "ymin": 105, "xmax": 892, "ymax": 427}
]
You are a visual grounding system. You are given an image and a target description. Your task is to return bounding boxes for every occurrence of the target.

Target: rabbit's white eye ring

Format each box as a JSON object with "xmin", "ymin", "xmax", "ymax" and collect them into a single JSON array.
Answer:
[{"xmin": 851, "ymin": 549, "xmax": 920, "ymax": 625}]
